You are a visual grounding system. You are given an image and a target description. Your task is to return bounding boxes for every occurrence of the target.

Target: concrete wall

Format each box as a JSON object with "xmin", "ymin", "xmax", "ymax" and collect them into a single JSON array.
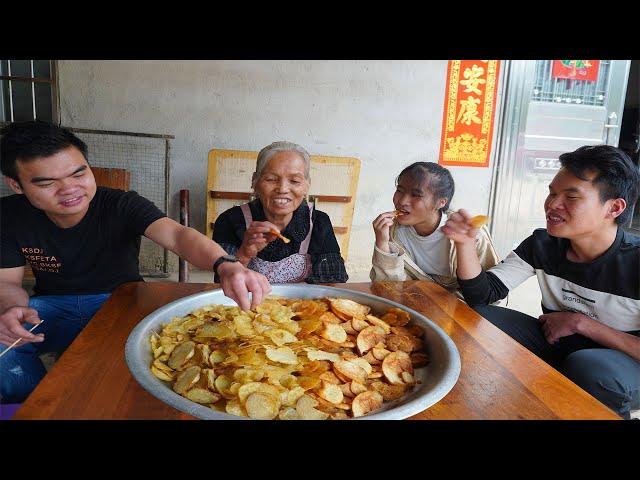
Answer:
[{"xmin": 58, "ymin": 60, "xmax": 499, "ymax": 280}]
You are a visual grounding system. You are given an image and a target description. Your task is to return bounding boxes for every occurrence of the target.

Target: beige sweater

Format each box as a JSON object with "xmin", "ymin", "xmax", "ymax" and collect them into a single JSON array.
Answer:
[{"xmin": 370, "ymin": 216, "xmax": 501, "ymax": 301}]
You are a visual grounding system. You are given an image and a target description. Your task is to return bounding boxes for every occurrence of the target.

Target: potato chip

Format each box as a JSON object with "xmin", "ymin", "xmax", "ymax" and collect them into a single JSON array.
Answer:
[
  {"xmin": 264, "ymin": 328, "xmax": 298, "ymax": 346},
  {"xmin": 352, "ymin": 391, "xmax": 384, "ymax": 418},
  {"xmin": 173, "ymin": 366, "xmax": 200, "ymax": 394},
  {"xmin": 319, "ymin": 322, "xmax": 347, "ymax": 344},
  {"xmin": 265, "ymin": 346, "xmax": 299, "ymax": 365},
  {"xmin": 279, "ymin": 407, "xmax": 300, "ymax": 420},
  {"xmin": 333, "ymin": 360, "xmax": 367, "ymax": 384},
  {"xmin": 296, "ymin": 395, "xmax": 329, "ymax": 420},
  {"xmin": 151, "ymin": 365, "xmax": 174, "ymax": 382},
  {"xmin": 469, "ymin": 214, "xmax": 489, "ymax": 228},
  {"xmin": 304, "ymin": 348, "xmax": 341, "ymax": 363},
  {"xmin": 382, "ymin": 351, "xmax": 414, "ymax": 385},
  {"xmin": 167, "ymin": 341, "xmax": 195, "ymax": 370},
  {"xmin": 245, "ymin": 392, "xmax": 279, "ymax": 420},
  {"xmin": 356, "ymin": 326, "xmax": 386, "ymax": 355},
  {"xmin": 186, "ymin": 388, "xmax": 221, "ymax": 404}
]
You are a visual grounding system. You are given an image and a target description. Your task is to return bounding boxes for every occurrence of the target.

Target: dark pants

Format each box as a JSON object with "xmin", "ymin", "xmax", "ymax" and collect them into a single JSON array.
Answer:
[{"xmin": 474, "ymin": 305, "xmax": 640, "ymax": 419}]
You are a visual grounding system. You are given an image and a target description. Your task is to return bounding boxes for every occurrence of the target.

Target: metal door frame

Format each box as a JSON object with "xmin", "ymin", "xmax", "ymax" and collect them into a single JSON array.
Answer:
[{"xmin": 488, "ymin": 60, "xmax": 631, "ymax": 257}]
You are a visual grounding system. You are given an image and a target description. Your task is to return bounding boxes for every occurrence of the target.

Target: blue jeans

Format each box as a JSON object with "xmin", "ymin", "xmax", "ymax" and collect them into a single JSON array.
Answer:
[
  {"xmin": 0, "ymin": 294, "xmax": 110, "ymax": 404},
  {"xmin": 474, "ymin": 305, "xmax": 640, "ymax": 419}
]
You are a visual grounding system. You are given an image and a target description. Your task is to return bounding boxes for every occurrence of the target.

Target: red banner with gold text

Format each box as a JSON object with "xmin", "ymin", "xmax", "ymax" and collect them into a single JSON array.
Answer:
[{"xmin": 439, "ymin": 60, "xmax": 500, "ymax": 168}]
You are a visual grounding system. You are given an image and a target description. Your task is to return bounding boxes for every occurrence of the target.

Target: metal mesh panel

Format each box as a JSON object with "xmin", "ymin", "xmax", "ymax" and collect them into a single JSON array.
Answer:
[
  {"xmin": 0, "ymin": 127, "xmax": 171, "ymax": 276},
  {"xmin": 532, "ymin": 60, "xmax": 611, "ymax": 106}
]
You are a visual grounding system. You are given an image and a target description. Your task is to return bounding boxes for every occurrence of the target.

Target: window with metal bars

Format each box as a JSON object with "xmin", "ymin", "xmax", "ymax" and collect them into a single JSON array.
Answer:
[
  {"xmin": 531, "ymin": 60, "xmax": 611, "ymax": 106},
  {"xmin": 0, "ymin": 60, "xmax": 58, "ymax": 123}
]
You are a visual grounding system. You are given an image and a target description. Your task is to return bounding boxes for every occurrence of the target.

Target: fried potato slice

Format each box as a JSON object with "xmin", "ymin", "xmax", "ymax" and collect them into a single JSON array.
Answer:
[
  {"xmin": 238, "ymin": 382, "xmax": 281, "ymax": 404},
  {"xmin": 185, "ymin": 388, "xmax": 221, "ymax": 404},
  {"xmin": 264, "ymin": 328, "xmax": 298, "ymax": 346},
  {"xmin": 296, "ymin": 395, "xmax": 329, "ymax": 420},
  {"xmin": 278, "ymin": 407, "xmax": 300, "ymax": 420},
  {"xmin": 356, "ymin": 325, "xmax": 386, "ymax": 355},
  {"xmin": 333, "ymin": 359, "xmax": 367, "ymax": 384},
  {"xmin": 214, "ymin": 374, "xmax": 233, "ymax": 398},
  {"xmin": 304, "ymin": 348, "xmax": 341, "ymax": 363},
  {"xmin": 173, "ymin": 366, "xmax": 201, "ymax": 394},
  {"xmin": 245, "ymin": 392, "xmax": 279, "ymax": 420},
  {"xmin": 318, "ymin": 311, "xmax": 342, "ymax": 324},
  {"xmin": 297, "ymin": 376, "xmax": 322, "ymax": 391},
  {"xmin": 386, "ymin": 334, "xmax": 416, "ymax": 353},
  {"xmin": 352, "ymin": 391, "xmax": 384, "ymax": 417},
  {"xmin": 328, "ymin": 298, "xmax": 370, "ymax": 319},
  {"xmin": 469, "ymin": 214, "xmax": 489, "ymax": 228},
  {"xmin": 151, "ymin": 365, "xmax": 174, "ymax": 382},
  {"xmin": 281, "ymin": 386, "xmax": 306, "ymax": 407},
  {"xmin": 297, "ymin": 318, "xmax": 323, "ymax": 335},
  {"xmin": 349, "ymin": 381, "xmax": 368, "ymax": 396},
  {"xmin": 382, "ymin": 351, "xmax": 414, "ymax": 385},
  {"xmin": 319, "ymin": 322, "xmax": 347, "ymax": 344},
  {"xmin": 341, "ymin": 321, "xmax": 357, "ymax": 335},
  {"xmin": 370, "ymin": 381, "xmax": 407, "ymax": 401},
  {"xmin": 265, "ymin": 346, "xmax": 299, "ymax": 365},
  {"xmin": 318, "ymin": 381, "xmax": 344, "ymax": 405},
  {"xmin": 167, "ymin": 341, "xmax": 195, "ymax": 370},
  {"xmin": 318, "ymin": 371, "xmax": 341, "ymax": 385},
  {"xmin": 351, "ymin": 318, "xmax": 370, "ymax": 332},
  {"xmin": 365, "ymin": 314, "xmax": 391, "ymax": 334},
  {"xmin": 225, "ymin": 398, "xmax": 247, "ymax": 417}
]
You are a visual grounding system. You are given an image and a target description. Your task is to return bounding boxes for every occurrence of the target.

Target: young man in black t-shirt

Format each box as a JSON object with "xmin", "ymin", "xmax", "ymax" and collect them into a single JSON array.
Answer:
[
  {"xmin": 0, "ymin": 121, "xmax": 270, "ymax": 404},
  {"xmin": 442, "ymin": 145, "xmax": 640, "ymax": 419}
]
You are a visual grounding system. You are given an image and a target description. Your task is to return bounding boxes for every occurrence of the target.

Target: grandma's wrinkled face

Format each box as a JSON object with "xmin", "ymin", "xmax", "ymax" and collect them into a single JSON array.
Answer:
[{"xmin": 254, "ymin": 151, "xmax": 310, "ymax": 218}]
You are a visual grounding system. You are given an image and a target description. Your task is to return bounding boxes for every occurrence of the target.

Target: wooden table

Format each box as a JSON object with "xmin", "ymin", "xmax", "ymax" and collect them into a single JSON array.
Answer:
[{"xmin": 13, "ymin": 281, "xmax": 620, "ymax": 420}]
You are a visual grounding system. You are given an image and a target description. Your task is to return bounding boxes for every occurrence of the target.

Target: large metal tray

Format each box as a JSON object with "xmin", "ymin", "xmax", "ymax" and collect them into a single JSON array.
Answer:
[{"xmin": 125, "ymin": 284, "xmax": 461, "ymax": 420}]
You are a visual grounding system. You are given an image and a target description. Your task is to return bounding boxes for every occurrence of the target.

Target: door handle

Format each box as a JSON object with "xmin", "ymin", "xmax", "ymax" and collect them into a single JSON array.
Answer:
[{"xmin": 604, "ymin": 112, "xmax": 618, "ymax": 144}]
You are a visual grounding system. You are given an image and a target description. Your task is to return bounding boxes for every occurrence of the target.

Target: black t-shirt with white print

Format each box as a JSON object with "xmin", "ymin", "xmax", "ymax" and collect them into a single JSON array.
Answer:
[
  {"xmin": 459, "ymin": 227, "xmax": 640, "ymax": 332},
  {"xmin": 0, "ymin": 187, "xmax": 166, "ymax": 296}
]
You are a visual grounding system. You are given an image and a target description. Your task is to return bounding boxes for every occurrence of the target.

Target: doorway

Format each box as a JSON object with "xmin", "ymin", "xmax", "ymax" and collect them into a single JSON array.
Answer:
[
  {"xmin": 489, "ymin": 60, "xmax": 632, "ymax": 257},
  {"xmin": 619, "ymin": 60, "xmax": 639, "ymax": 233}
]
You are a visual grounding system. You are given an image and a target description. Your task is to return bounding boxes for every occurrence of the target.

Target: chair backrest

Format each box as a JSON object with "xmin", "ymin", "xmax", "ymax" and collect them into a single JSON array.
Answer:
[
  {"xmin": 23, "ymin": 166, "xmax": 131, "ymax": 282},
  {"xmin": 206, "ymin": 149, "xmax": 361, "ymax": 260},
  {"xmin": 92, "ymin": 167, "xmax": 131, "ymax": 191}
]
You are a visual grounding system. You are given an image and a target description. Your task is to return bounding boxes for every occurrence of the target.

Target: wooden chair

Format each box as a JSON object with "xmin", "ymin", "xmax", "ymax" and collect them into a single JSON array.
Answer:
[{"xmin": 23, "ymin": 167, "xmax": 131, "ymax": 284}]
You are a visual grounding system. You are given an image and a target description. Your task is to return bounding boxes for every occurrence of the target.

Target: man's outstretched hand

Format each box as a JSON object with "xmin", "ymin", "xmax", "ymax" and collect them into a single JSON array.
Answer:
[{"xmin": 217, "ymin": 261, "xmax": 271, "ymax": 311}]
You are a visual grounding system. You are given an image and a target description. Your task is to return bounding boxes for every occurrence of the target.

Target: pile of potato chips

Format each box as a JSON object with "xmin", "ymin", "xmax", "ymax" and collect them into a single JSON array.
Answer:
[{"xmin": 149, "ymin": 297, "xmax": 429, "ymax": 419}]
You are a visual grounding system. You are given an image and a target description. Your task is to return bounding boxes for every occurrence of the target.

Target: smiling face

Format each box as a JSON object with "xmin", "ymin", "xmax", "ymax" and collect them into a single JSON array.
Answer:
[
  {"xmin": 8, "ymin": 145, "xmax": 97, "ymax": 227},
  {"xmin": 392, "ymin": 173, "xmax": 445, "ymax": 229},
  {"xmin": 254, "ymin": 151, "xmax": 310, "ymax": 221},
  {"xmin": 544, "ymin": 167, "xmax": 623, "ymax": 239}
]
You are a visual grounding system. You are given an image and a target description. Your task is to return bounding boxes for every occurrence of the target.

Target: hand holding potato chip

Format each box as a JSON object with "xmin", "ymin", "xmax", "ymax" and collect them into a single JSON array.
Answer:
[
  {"xmin": 372, "ymin": 211, "xmax": 397, "ymax": 253},
  {"xmin": 441, "ymin": 209, "xmax": 484, "ymax": 246}
]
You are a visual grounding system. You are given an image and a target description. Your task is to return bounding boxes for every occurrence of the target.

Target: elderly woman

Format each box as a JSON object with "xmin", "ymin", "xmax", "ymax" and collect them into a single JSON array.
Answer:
[{"xmin": 213, "ymin": 141, "xmax": 349, "ymax": 284}]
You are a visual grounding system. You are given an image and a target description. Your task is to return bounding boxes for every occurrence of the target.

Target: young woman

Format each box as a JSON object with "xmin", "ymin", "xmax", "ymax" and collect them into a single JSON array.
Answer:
[{"xmin": 370, "ymin": 162, "xmax": 499, "ymax": 297}]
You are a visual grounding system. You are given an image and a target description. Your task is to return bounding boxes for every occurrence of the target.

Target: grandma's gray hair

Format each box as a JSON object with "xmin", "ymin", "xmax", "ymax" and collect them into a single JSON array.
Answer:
[{"xmin": 251, "ymin": 141, "xmax": 311, "ymax": 189}]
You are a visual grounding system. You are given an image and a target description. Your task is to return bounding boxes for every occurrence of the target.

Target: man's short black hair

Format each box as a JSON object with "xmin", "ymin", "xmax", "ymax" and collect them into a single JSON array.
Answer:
[
  {"xmin": 396, "ymin": 162, "xmax": 455, "ymax": 213},
  {"xmin": 559, "ymin": 145, "xmax": 640, "ymax": 226},
  {"xmin": 0, "ymin": 120, "xmax": 88, "ymax": 181}
]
